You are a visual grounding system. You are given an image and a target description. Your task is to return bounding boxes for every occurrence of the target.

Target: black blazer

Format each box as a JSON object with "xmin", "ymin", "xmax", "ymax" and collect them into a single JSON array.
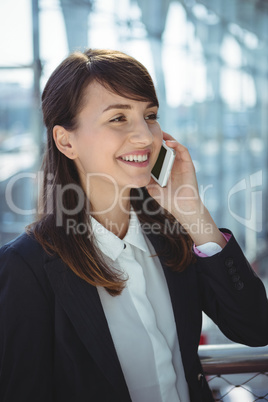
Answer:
[{"xmin": 0, "ymin": 231, "xmax": 267, "ymax": 402}]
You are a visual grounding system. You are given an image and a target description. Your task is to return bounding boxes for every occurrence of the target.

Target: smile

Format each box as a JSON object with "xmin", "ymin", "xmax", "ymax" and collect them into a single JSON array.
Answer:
[{"xmin": 120, "ymin": 154, "xmax": 148, "ymax": 163}]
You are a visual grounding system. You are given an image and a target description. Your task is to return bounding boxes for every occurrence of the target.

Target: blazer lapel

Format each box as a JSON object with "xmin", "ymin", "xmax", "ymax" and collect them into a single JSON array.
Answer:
[{"xmin": 44, "ymin": 256, "xmax": 130, "ymax": 400}]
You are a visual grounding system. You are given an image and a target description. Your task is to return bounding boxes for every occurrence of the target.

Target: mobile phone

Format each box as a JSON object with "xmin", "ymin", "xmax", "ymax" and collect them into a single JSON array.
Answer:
[{"xmin": 151, "ymin": 140, "xmax": 176, "ymax": 187}]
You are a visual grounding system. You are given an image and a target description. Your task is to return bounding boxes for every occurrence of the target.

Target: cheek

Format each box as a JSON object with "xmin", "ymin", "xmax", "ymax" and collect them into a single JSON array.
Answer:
[
  {"xmin": 154, "ymin": 125, "xmax": 163, "ymax": 149},
  {"xmin": 149, "ymin": 127, "xmax": 163, "ymax": 166}
]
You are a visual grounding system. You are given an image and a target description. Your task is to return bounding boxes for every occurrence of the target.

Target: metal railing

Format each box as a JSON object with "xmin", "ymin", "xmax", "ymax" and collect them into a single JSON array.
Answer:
[{"xmin": 199, "ymin": 344, "xmax": 268, "ymax": 401}]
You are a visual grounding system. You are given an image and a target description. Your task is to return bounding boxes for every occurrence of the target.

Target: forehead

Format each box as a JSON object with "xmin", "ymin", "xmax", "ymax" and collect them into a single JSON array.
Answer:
[
  {"xmin": 83, "ymin": 81, "xmax": 126, "ymax": 104},
  {"xmin": 80, "ymin": 81, "xmax": 156, "ymax": 116}
]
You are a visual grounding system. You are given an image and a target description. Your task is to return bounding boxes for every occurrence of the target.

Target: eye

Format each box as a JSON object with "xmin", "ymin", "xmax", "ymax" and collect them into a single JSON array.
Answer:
[
  {"xmin": 145, "ymin": 112, "xmax": 159, "ymax": 122},
  {"xmin": 110, "ymin": 115, "xmax": 127, "ymax": 123}
]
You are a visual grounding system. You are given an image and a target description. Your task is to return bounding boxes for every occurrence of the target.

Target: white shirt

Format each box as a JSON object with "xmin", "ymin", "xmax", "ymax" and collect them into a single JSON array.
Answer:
[
  {"xmin": 93, "ymin": 210, "xmax": 190, "ymax": 402},
  {"xmin": 93, "ymin": 211, "xmax": 223, "ymax": 401}
]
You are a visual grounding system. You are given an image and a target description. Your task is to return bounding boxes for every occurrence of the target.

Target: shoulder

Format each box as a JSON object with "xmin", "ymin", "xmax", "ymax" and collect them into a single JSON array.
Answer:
[
  {"xmin": 0, "ymin": 232, "xmax": 56, "ymax": 301},
  {"xmin": 1, "ymin": 231, "xmax": 43, "ymax": 257},
  {"xmin": 0, "ymin": 231, "xmax": 55, "ymax": 267}
]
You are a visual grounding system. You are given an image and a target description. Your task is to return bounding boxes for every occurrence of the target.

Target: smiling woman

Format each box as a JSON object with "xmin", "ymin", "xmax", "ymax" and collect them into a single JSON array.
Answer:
[
  {"xmin": 0, "ymin": 49, "xmax": 267, "ymax": 402},
  {"xmin": 54, "ymin": 81, "xmax": 162, "ymax": 193},
  {"xmin": 37, "ymin": 49, "xmax": 194, "ymax": 279}
]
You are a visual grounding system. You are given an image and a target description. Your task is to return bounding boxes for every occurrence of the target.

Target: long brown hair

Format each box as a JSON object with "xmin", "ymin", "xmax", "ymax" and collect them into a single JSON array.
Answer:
[{"xmin": 30, "ymin": 49, "xmax": 194, "ymax": 296}]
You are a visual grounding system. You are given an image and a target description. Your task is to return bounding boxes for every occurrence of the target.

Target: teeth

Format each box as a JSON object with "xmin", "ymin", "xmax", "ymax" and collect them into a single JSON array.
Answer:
[{"xmin": 121, "ymin": 154, "xmax": 148, "ymax": 162}]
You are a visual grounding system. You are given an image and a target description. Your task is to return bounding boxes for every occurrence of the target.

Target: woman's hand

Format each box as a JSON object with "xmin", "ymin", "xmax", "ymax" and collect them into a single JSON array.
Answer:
[{"xmin": 147, "ymin": 132, "xmax": 227, "ymax": 247}]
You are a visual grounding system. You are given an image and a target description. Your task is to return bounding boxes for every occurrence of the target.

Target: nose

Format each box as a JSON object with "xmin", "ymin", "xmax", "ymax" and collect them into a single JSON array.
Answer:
[{"xmin": 128, "ymin": 119, "xmax": 154, "ymax": 146}]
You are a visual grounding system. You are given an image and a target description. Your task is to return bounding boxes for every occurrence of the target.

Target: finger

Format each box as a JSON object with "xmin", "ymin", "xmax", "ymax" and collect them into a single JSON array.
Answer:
[
  {"xmin": 161, "ymin": 133, "xmax": 193, "ymax": 164},
  {"xmin": 162, "ymin": 131, "xmax": 176, "ymax": 142},
  {"xmin": 165, "ymin": 140, "xmax": 192, "ymax": 161}
]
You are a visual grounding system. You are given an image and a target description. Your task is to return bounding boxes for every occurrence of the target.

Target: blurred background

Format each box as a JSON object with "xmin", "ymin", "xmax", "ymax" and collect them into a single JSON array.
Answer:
[{"xmin": 0, "ymin": 0, "xmax": 267, "ymax": 340}]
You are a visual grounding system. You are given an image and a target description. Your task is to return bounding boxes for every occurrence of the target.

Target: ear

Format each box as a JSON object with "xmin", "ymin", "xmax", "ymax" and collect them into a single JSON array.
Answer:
[{"xmin": 53, "ymin": 125, "xmax": 77, "ymax": 160}]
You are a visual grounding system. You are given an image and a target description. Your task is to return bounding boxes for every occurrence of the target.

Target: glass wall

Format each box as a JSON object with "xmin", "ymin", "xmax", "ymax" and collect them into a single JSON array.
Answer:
[{"xmin": 1, "ymin": 0, "xmax": 267, "ymax": 277}]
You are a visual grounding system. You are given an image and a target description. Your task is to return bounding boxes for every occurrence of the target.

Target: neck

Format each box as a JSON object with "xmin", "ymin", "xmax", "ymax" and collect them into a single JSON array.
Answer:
[{"xmin": 88, "ymin": 183, "xmax": 132, "ymax": 239}]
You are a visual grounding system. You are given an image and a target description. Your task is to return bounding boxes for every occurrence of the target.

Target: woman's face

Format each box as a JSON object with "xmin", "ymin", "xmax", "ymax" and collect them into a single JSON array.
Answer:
[{"xmin": 70, "ymin": 81, "xmax": 163, "ymax": 193}]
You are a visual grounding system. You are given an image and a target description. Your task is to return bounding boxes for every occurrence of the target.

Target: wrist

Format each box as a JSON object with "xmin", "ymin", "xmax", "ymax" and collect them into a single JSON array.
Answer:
[{"xmin": 173, "ymin": 206, "xmax": 227, "ymax": 248}]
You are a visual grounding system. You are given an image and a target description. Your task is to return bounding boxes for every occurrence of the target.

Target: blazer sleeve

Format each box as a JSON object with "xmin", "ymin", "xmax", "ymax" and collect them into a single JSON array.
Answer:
[
  {"xmin": 0, "ymin": 243, "xmax": 54, "ymax": 402},
  {"xmin": 195, "ymin": 231, "xmax": 268, "ymax": 346}
]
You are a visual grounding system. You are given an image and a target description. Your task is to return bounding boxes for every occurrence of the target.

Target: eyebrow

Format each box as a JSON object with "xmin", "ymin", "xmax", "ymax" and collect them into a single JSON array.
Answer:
[{"xmin": 102, "ymin": 101, "xmax": 157, "ymax": 113}]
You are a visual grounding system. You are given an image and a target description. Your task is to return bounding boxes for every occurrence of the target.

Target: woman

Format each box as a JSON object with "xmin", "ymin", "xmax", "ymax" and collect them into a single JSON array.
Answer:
[{"xmin": 0, "ymin": 49, "xmax": 267, "ymax": 402}]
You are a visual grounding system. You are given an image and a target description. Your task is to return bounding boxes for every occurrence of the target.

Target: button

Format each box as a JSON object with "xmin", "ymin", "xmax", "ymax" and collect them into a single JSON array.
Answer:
[
  {"xmin": 197, "ymin": 373, "xmax": 204, "ymax": 387},
  {"xmin": 231, "ymin": 274, "xmax": 240, "ymax": 282},
  {"xmin": 228, "ymin": 266, "xmax": 237, "ymax": 275},
  {"xmin": 235, "ymin": 281, "xmax": 244, "ymax": 290},
  {"xmin": 225, "ymin": 257, "xmax": 234, "ymax": 268}
]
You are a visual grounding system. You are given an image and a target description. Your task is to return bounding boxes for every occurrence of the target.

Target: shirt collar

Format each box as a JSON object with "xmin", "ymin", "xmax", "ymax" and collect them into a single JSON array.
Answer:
[
  {"xmin": 124, "ymin": 209, "xmax": 148, "ymax": 253},
  {"xmin": 90, "ymin": 209, "xmax": 147, "ymax": 261}
]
